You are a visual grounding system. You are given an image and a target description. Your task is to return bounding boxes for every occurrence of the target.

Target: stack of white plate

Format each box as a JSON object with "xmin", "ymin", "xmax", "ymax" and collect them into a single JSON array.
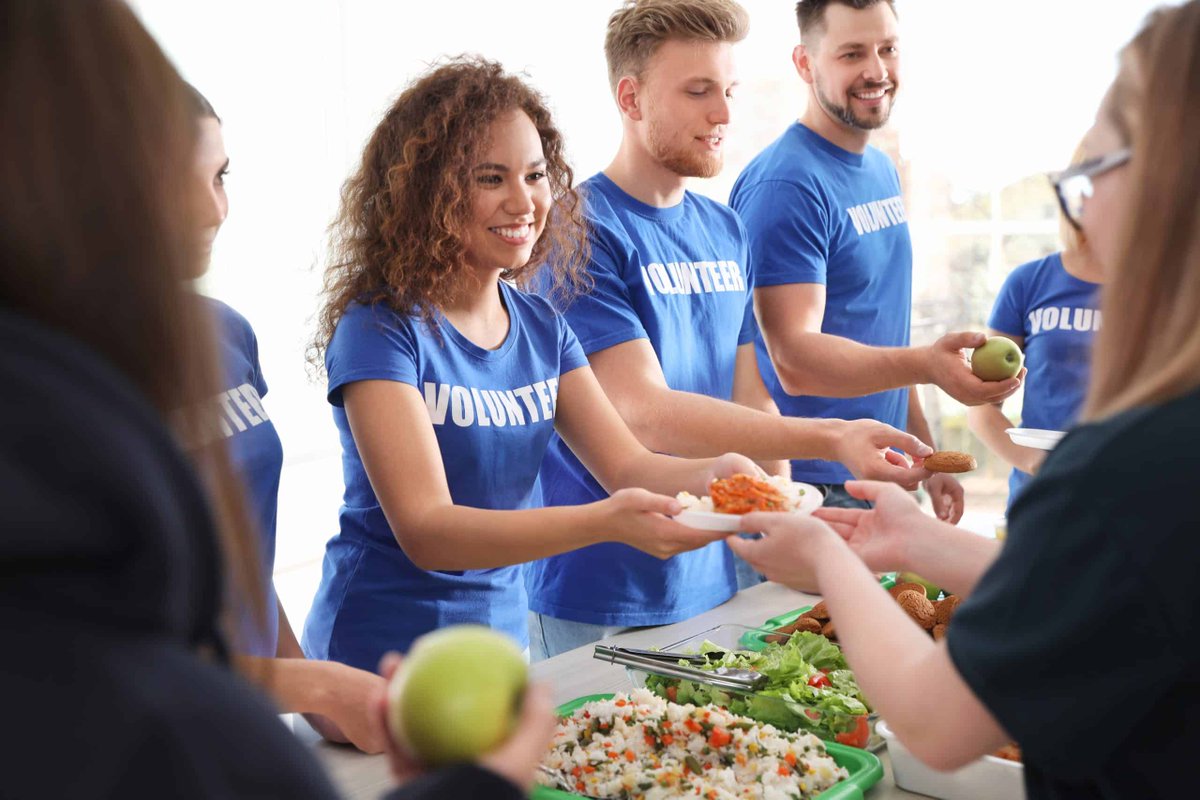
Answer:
[{"xmin": 1005, "ymin": 428, "xmax": 1066, "ymax": 451}]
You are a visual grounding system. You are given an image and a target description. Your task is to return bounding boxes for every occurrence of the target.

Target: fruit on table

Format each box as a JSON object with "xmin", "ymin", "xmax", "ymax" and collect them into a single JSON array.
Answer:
[
  {"xmin": 897, "ymin": 571, "xmax": 943, "ymax": 601},
  {"xmin": 387, "ymin": 625, "xmax": 527, "ymax": 766},
  {"xmin": 808, "ymin": 673, "xmax": 833, "ymax": 688},
  {"xmin": 971, "ymin": 336, "xmax": 1024, "ymax": 381},
  {"xmin": 835, "ymin": 715, "xmax": 871, "ymax": 748}
]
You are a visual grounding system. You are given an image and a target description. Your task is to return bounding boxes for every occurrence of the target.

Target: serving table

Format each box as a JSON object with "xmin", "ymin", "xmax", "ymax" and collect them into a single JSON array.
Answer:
[{"xmin": 305, "ymin": 581, "xmax": 922, "ymax": 798}]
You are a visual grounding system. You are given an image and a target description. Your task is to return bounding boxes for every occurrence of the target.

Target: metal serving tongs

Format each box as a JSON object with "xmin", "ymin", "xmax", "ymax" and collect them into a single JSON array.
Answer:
[{"xmin": 593, "ymin": 644, "xmax": 768, "ymax": 691}]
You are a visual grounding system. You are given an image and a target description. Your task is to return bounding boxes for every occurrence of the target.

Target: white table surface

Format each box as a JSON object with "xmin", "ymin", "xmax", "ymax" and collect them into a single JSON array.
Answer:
[{"xmin": 305, "ymin": 581, "xmax": 922, "ymax": 799}]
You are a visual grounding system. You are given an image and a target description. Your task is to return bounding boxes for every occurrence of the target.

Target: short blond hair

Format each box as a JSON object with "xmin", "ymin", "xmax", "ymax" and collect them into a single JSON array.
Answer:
[{"xmin": 604, "ymin": 0, "xmax": 750, "ymax": 93}]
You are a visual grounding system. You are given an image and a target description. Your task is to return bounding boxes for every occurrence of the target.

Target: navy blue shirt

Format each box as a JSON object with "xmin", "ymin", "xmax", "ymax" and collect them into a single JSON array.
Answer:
[{"xmin": 731, "ymin": 123, "xmax": 911, "ymax": 483}]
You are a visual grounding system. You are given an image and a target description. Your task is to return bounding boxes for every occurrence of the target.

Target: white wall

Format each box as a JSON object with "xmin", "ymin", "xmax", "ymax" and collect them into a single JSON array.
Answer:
[{"xmin": 127, "ymin": 0, "xmax": 1172, "ymax": 626}]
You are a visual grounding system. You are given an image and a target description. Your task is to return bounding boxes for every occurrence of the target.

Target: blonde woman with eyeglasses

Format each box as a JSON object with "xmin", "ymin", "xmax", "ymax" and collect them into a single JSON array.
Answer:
[{"xmin": 724, "ymin": 3, "xmax": 1200, "ymax": 797}]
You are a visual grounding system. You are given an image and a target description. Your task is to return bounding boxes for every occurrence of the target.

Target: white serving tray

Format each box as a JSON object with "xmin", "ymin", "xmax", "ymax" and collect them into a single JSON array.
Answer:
[{"xmin": 877, "ymin": 719, "xmax": 1026, "ymax": 800}]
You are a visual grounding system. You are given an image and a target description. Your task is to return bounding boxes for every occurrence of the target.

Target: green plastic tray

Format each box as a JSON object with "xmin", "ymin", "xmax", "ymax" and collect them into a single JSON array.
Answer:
[
  {"xmin": 737, "ymin": 574, "xmax": 897, "ymax": 651},
  {"xmin": 532, "ymin": 693, "xmax": 884, "ymax": 800}
]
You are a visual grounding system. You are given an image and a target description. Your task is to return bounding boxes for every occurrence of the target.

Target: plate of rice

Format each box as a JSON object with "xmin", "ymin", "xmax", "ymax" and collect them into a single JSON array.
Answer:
[
  {"xmin": 675, "ymin": 474, "xmax": 823, "ymax": 531},
  {"xmin": 534, "ymin": 689, "xmax": 882, "ymax": 800}
]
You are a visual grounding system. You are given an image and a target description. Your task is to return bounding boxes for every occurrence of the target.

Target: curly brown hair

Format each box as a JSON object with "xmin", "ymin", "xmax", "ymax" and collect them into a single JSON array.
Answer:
[{"xmin": 312, "ymin": 56, "xmax": 590, "ymax": 369}]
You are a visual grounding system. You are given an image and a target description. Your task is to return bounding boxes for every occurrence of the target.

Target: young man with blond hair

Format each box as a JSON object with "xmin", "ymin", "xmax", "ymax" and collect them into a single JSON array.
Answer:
[
  {"xmin": 731, "ymin": 0, "xmax": 1024, "ymax": 515},
  {"xmin": 527, "ymin": 0, "xmax": 932, "ymax": 659}
]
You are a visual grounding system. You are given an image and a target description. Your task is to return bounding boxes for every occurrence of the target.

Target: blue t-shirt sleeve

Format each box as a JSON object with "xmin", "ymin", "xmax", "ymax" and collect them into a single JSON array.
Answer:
[
  {"xmin": 557, "ymin": 313, "xmax": 590, "ymax": 375},
  {"xmin": 325, "ymin": 304, "xmax": 419, "ymax": 407},
  {"xmin": 209, "ymin": 298, "xmax": 269, "ymax": 397},
  {"xmin": 245, "ymin": 320, "xmax": 269, "ymax": 398},
  {"xmin": 988, "ymin": 266, "xmax": 1028, "ymax": 337},
  {"xmin": 734, "ymin": 180, "xmax": 829, "ymax": 288},
  {"xmin": 560, "ymin": 228, "xmax": 649, "ymax": 355},
  {"xmin": 737, "ymin": 225, "xmax": 757, "ymax": 345}
]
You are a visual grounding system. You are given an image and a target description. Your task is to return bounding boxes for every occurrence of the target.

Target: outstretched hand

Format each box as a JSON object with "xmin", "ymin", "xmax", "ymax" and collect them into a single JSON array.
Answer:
[
  {"xmin": 923, "ymin": 473, "xmax": 964, "ymax": 523},
  {"xmin": 835, "ymin": 419, "xmax": 932, "ymax": 489},
  {"xmin": 929, "ymin": 331, "xmax": 1025, "ymax": 406},
  {"xmin": 726, "ymin": 512, "xmax": 845, "ymax": 593},
  {"xmin": 811, "ymin": 480, "xmax": 927, "ymax": 573},
  {"xmin": 603, "ymin": 488, "xmax": 729, "ymax": 559}
]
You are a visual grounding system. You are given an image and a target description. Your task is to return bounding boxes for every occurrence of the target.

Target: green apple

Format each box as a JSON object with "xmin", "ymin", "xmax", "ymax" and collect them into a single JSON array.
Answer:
[
  {"xmin": 897, "ymin": 571, "xmax": 942, "ymax": 601},
  {"xmin": 387, "ymin": 625, "xmax": 527, "ymax": 766},
  {"xmin": 971, "ymin": 336, "xmax": 1024, "ymax": 381}
]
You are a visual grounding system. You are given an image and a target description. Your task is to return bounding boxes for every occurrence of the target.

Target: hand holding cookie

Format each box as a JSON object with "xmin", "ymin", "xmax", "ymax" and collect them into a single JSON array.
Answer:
[{"xmin": 921, "ymin": 450, "xmax": 977, "ymax": 474}]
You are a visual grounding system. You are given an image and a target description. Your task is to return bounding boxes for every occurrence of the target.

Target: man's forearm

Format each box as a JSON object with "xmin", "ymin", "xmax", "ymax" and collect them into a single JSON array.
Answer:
[
  {"xmin": 816, "ymin": 532, "xmax": 1007, "ymax": 768},
  {"xmin": 766, "ymin": 330, "xmax": 929, "ymax": 398},
  {"xmin": 618, "ymin": 384, "xmax": 843, "ymax": 462}
]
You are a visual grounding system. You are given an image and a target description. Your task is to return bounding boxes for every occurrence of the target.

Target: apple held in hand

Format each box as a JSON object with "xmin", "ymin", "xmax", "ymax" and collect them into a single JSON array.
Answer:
[
  {"xmin": 388, "ymin": 625, "xmax": 527, "ymax": 766},
  {"xmin": 971, "ymin": 336, "xmax": 1024, "ymax": 381}
]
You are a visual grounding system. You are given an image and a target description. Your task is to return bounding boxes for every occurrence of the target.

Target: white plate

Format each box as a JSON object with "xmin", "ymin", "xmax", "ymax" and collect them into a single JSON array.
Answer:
[
  {"xmin": 674, "ymin": 482, "xmax": 823, "ymax": 531},
  {"xmin": 1005, "ymin": 428, "xmax": 1066, "ymax": 451}
]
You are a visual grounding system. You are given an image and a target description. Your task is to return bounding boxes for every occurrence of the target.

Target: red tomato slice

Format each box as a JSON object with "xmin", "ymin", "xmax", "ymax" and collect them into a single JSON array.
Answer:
[{"xmin": 834, "ymin": 716, "xmax": 870, "ymax": 749}]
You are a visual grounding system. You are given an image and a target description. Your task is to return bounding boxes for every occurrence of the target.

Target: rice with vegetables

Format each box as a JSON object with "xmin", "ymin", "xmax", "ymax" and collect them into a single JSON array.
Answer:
[{"xmin": 538, "ymin": 689, "xmax": 848, "ymax": 799}]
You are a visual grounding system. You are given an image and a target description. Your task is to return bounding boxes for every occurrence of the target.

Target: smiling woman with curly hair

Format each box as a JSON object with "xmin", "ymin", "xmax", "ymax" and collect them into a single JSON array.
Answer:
[
  {"xmin": 302, "ymin": 56, "xmax": 758, "ymax": 669},
  {"xmin": 313, "ymin": 56, "xmax": 590, "ymax": 353}
]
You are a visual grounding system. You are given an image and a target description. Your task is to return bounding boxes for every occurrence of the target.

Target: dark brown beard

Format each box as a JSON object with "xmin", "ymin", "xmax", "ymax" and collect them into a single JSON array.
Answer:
[{"xmin": 815, "ymin": 78, "xmax": 894, "ymax": 131}]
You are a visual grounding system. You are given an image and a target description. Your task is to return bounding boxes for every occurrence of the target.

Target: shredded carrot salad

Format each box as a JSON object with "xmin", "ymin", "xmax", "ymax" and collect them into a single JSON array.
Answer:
[{"xmin": 709, "ymin": 474, "xmax": 790, "ymax": 514}]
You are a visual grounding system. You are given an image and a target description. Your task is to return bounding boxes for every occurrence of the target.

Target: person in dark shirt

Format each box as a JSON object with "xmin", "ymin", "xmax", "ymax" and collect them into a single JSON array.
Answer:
[
  {"xmin": 723, "ymin": 3, "xmax": 1200, "ymax": 799},
  {"xmin": 0, "ymin": 1, "xmax": 337, "ymax": 796},
  {"xmin": 0, "ymin": 1, "xmax": 550, "ymax": 797}
]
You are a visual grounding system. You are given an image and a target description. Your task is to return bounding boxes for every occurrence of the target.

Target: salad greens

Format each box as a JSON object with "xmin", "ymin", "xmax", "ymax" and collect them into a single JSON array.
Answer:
[{"xmin": 642, "ymin": 632, "xmax": 870, "ymax": 742}]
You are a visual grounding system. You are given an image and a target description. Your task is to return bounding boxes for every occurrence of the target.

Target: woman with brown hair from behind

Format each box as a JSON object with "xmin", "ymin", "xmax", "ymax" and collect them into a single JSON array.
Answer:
[
  {"xmin": 0, "ymin": 0, "xmax": 337, "ymax": 796},
  {"xmin": 302, "ymin": 56, "xmax": 759, "ymax": 675},
  {"xmin": 1, "ymin": 3, "xmax": 563, "ymax": 797}
]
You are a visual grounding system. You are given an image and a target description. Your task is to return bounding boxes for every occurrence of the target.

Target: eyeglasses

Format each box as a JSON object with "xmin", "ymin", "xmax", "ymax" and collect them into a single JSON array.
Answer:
[{"xmin": 1050, "ymin": 148, "xmax": 1131, "ymax": 230}]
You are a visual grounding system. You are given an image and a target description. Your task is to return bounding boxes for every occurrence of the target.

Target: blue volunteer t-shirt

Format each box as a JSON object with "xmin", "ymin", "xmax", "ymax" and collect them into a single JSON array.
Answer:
[
  {"xmin": 526, "ymin": 172, "xmax": 756, "ymax": 626},
  {"xmin": 301, "ymin": 282, "xmax": 588, "ymax": 669},
  {"xmin": 988, "ymin": 252, "xmax": 1100, "ymax": 509},
  {"xmin": 730, "ymin": 123, "xmax": 912, "ymax": 484},
  {"xmin": 207, "ymin": 298, "xmax": 283, "ymax": 658}
]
